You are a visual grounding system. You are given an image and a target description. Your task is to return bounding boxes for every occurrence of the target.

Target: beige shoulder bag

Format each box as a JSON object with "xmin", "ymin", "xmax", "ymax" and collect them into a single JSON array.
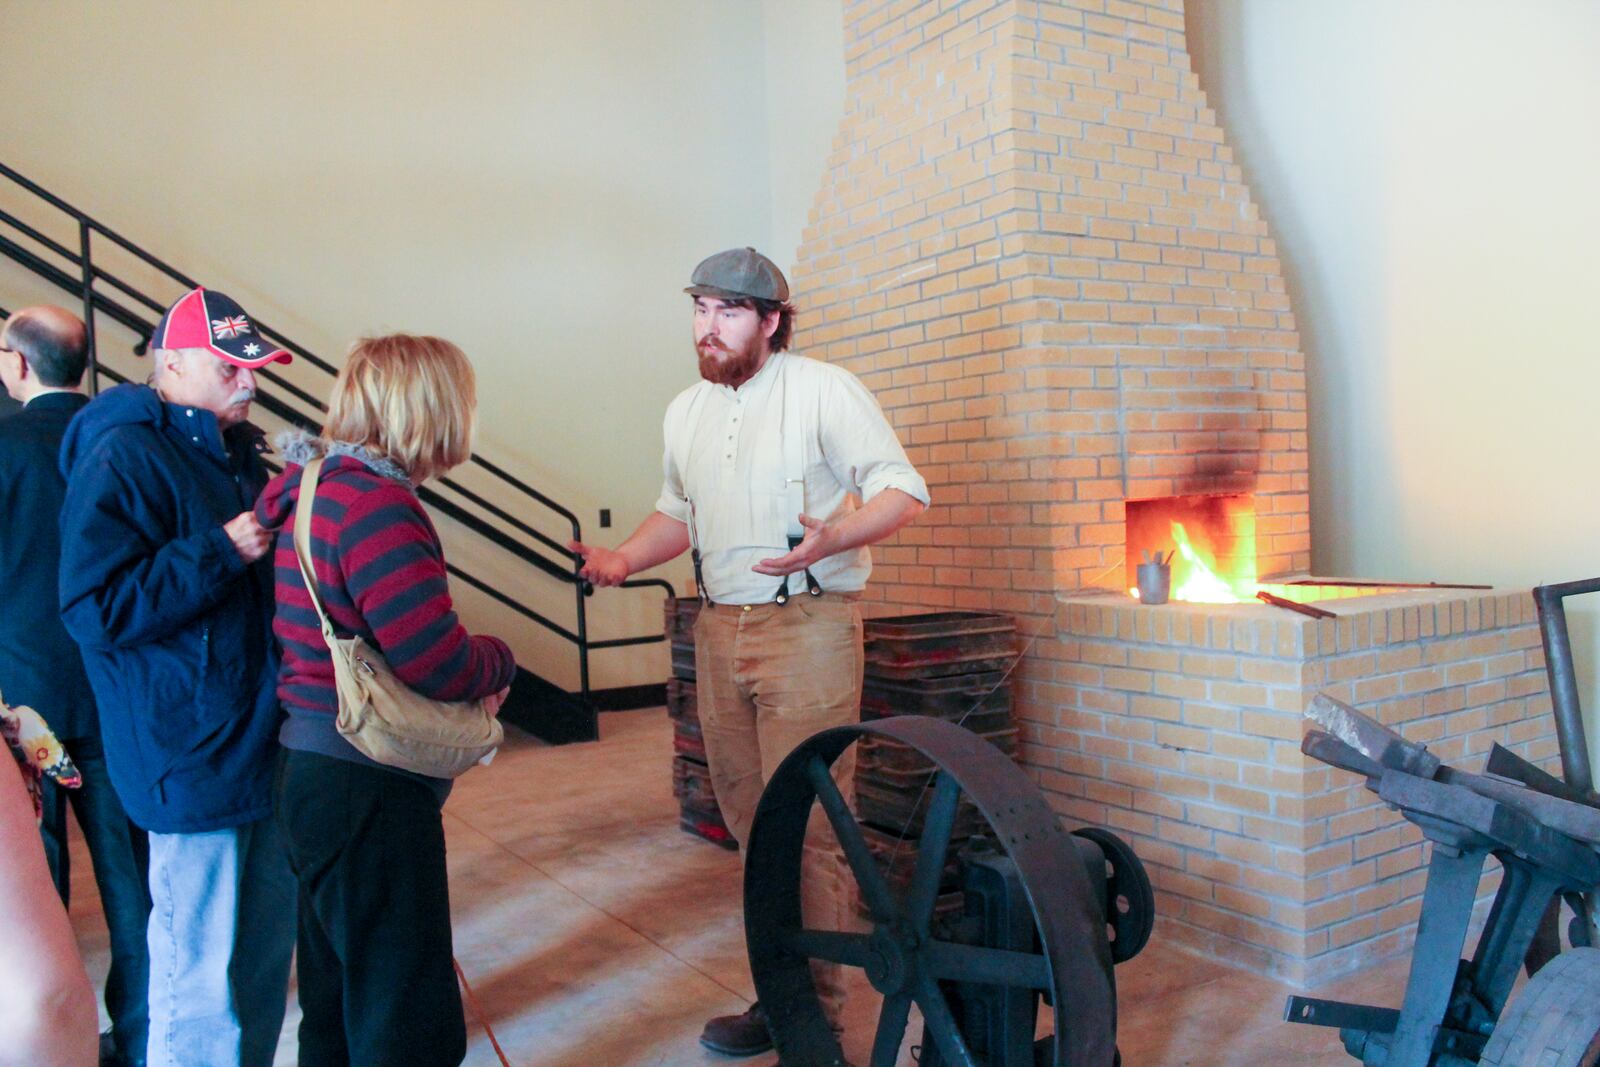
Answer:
[{"xmin": 292, "ymin": 456, "xmax": 504, "ymax": 779}]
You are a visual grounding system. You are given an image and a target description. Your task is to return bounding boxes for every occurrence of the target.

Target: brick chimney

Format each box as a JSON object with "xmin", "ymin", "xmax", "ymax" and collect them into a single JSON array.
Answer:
[{"xmin": 789, "ymin": 0, "xmax": 1309, "ymax": 617}]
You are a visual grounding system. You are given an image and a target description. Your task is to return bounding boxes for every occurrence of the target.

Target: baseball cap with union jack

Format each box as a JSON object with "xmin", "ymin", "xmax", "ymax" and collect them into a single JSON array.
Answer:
[{"xmin": 149, "ymin": 287, "xmax": 292, "ymax": 369}]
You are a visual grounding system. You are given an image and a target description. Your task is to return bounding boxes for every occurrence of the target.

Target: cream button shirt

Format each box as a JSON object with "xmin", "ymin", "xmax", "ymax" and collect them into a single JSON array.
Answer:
[{"xmin": 654, "ymin": 352, "xmax": 929, "ymax": 605}]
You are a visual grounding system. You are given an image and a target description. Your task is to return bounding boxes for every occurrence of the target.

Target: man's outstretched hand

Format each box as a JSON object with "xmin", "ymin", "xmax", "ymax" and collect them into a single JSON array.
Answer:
[
  {"xmin": 752, "ymin": 514, "xmax": 839, "ymax": 577},
  {"xmin": 569, "ymin": 540, "xmax": 631, "ymax": 587}
]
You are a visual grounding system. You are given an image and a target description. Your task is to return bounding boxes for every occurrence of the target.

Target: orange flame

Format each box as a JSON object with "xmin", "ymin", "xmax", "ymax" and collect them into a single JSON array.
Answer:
[
  {"xmin": 1126, "ymin": 498, "xmax": 1354, "ymax": 607},
  {"xmin": 1169, "ymin": 522, "xmax": 1248, "ymax": 603}
]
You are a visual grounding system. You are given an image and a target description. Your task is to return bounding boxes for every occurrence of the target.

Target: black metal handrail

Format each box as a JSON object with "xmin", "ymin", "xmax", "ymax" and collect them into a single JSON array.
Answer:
[{"xmin": 0, "ymin": 160, "xmax": 673, "ymax": 704}]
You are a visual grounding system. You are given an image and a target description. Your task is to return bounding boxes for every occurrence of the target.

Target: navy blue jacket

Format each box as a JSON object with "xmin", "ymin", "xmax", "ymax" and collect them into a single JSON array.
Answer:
[
  {"xmin": 58, "ymin": 384, "xmax": 279, "ymax": 833},
  {"xmin": 0, "ymin": 392, "xmax": 97, "ymax": 740}
]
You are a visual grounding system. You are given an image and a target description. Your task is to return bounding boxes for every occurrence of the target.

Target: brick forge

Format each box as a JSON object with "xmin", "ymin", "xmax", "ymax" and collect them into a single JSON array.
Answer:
[
  {"xmin": 1043, "ymin": 589, "xmax": 1556, "ymax": 982},
  {"xmin": 785, "ymin": 0, "xmax": 1558, "ymax": 982}
]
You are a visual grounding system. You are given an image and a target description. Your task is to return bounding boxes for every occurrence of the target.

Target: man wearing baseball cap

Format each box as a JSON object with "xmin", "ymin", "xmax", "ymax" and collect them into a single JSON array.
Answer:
[
  {"xmin": 572, "ymin": 248, "xmax": 929, "ymax": 1061},
  {"xmin": 58, "ymin": 287, "xmax": 296, "ymax": 1067}
]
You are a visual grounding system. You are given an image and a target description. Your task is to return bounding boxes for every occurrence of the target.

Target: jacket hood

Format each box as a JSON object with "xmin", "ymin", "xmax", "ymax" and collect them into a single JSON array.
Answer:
[
  {"xmin": 58, "ymin": 384, "xmax": 163, "ymax": 478},
  {"xmin": 58, "ymin": 383, "xmax": 266, "ymax": 479}
]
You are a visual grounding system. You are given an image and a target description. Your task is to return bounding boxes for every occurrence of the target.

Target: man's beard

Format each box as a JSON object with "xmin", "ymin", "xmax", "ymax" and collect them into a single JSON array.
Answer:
[{"xmin": 697, "ymin": 338, "xmax": 761, "ymax": 387}]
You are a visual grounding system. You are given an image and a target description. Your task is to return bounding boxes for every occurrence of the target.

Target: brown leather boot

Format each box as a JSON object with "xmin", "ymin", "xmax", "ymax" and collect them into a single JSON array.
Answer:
[{"xmin": 699, "ymin": 1002, "xmax": 773, "ymax": 1057}]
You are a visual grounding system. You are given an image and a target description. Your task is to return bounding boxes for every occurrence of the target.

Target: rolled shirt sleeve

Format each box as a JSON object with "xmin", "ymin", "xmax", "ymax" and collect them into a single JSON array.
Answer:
[
  {"xmin": 653, "ymin": 397, "xmax": 693, "ymax": 525},
  {"xmin": 819, "ymin": 368, "xmax": 931, "ymax": 507}
]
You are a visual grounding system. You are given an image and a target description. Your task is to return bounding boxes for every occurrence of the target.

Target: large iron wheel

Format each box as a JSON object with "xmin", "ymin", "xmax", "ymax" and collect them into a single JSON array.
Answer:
[
  {"xmin": 744, "ymin": 715, "xmax": 1118, "ymax": 1067},
  {"xmin": 1482, "ymin": 947, "xmax": 1600, "ymax": 1066}
]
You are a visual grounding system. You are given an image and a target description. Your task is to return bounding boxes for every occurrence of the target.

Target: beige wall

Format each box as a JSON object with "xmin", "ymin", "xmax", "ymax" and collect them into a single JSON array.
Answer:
[
  {"xmin": 0, "ymin": 0, "xmax": 795, "ymax": 690},
  {"xmin": 1186, "ymin": 0, "xmax": 1600, "ymax": 754},
  {"xmin": 8, "ymin": 0, "xmax": 1596, "ymax": 729}
]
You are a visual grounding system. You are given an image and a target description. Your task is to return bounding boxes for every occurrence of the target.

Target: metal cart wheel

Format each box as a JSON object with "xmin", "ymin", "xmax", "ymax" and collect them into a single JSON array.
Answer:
[
  {"xmin": 1070, "ymin": 826, "xmax": 1154, "ymax": 965},
  {"xmin": 743, "ymin": 715, "xmax": 1119, "ymax": 1067},
  {"xmin": 1481, "ymin": 947, "xmax": 1600, "ymax": 1066}
]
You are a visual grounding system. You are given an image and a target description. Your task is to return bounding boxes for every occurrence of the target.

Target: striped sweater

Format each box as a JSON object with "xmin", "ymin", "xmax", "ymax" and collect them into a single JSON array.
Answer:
[{"xmin": 254, "ymin": 437, "xmax": 516, "ymax": 781}]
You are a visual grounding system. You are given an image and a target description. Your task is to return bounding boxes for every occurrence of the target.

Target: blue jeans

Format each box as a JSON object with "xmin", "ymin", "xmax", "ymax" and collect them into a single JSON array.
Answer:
[
  {"xmin": 146, "ymin": 817, "xmax": 297, "ymax": 1067},
  {"xmin": 39, "ymin": 737, "xmax": 151, "ymax": 1063}
]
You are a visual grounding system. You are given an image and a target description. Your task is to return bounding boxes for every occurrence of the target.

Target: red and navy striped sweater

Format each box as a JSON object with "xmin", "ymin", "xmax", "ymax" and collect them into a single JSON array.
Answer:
[{"xmin": 255, "ymin": 447, "xmax": 516, "ymax": 779}]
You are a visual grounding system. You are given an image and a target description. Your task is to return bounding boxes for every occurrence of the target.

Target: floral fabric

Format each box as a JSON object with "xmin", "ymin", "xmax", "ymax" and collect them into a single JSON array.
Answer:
[{"xmin": 0, "ymin": 687, "xmax": 82, "ymax": 819}]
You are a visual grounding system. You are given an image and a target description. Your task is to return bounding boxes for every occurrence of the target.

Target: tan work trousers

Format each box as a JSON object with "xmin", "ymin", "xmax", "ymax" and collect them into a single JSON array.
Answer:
[{"xmin": 694, "ymin": 592, "xmax": 863, "ymax": 1025}]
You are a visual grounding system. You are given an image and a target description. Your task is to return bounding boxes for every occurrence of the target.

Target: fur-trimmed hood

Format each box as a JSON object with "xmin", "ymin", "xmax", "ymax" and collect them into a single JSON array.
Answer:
[
  {"xmin": 273, "ymin": 430, "xmax": 411, "ymax": 486},
  {"xmin": 255, "ymin": 431, "xmax": 419, "ymax": 536}
]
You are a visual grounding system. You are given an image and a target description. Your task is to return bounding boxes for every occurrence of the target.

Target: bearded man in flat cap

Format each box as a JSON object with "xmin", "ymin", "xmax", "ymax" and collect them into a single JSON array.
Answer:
[{"xmin": 573, "ymin": 247, "xmax": 929, "ymax": 1061}]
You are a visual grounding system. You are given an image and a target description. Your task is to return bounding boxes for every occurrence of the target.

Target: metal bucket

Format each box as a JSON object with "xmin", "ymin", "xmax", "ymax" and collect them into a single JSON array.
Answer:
[{"xmin": 1136, "ymin": 561, "xmax": 1171, "ymax": 605}]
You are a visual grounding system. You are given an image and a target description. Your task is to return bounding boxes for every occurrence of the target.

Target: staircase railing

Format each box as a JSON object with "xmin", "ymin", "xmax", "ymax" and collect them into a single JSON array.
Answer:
[{"xmin": 0, "ymin": 161, "xmax": 672, "ymax": 734}]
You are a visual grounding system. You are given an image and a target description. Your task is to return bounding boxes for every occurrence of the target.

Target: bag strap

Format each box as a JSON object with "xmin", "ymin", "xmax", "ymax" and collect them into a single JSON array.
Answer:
[{"xmin": 290, "ymin": 456, "xmax": 342, "ymax": 646}]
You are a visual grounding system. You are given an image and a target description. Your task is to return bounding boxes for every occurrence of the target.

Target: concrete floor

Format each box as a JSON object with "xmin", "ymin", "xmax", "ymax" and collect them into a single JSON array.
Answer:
[{"xmin": 66, "ymin": 708, "xmax": 1412, "ymax": 1066}]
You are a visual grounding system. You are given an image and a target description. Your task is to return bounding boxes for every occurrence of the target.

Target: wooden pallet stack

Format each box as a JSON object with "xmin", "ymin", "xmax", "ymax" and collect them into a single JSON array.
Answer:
[
  {"xmin": 853, "ymin": 611, "xmax": 1020, "ymax": 913},
  {"xmin": 665, "ymin": 597, "xmax": 738, "ymax": 850},
  {"xmin": 663, "ymin": 604, "xmax": 1018, "ymax": 866}
]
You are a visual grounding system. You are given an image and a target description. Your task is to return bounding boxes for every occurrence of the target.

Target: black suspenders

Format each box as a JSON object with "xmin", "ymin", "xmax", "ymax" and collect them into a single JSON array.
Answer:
[{"xmin": 772, "ymin": 538, "xmax": 824, "ymax": 606}]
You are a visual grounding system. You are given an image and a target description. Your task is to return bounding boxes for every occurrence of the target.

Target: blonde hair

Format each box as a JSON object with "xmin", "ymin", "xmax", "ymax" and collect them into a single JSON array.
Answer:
[{"xmin": 322, "ymin": 335, "xmax": 477, "ymax": 482}]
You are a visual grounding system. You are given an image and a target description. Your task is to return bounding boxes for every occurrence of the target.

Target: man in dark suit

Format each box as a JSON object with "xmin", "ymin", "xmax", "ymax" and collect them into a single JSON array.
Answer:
[{"xmin": 0, "ymin": 306, "xmax": 151, "ymax": 1067}]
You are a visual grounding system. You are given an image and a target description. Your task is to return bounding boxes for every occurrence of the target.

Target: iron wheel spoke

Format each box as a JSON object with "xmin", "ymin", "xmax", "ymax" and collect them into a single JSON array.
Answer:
[
  {"xmin": 914, "ymin": 975, "xmax": 980, "ymax": 1067},
  {"xmin": 806, "ymin": 754, "xmax": 898, "ymax": 923},
  {"xmin": 906, "ymin": 770, "xmax": 961, "ymax": 934},
  {"xmin": 923, "ymin": 940, "xmax": 1052, "ymax": 989},
  {"xmin": 870, "ymin": 992, "xmax": 913, "ymax": 1067},
  {"xmin": 778, "ymin": 928, "xmax": 875, "ymax": 968}
]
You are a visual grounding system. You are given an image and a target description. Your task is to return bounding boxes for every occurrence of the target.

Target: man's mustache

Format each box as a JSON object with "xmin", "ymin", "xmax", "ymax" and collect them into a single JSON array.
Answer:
[
  {"xmin": 228, "ymin": 390, "xmax": 256, "ymax": 406},
  {"xmin": 698, "ymin": 338, "xmax": 729, "ymax": 355}
]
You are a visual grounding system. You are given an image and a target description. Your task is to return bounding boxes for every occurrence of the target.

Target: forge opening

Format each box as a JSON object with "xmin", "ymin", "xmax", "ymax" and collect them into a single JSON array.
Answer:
[
  {"xmin": 1124, "ymin": 494, "xmax": 1369, "ymax": 605},
  {"xmin": 1126, "ymin": 493, "xmax": 1255, "ymax": 603}
]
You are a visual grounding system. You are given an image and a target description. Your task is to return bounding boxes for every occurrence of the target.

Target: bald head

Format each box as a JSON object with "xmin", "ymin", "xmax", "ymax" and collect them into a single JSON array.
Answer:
[{"xmin": 1, "ymin": 306, "xmax": 88, "ymax": 400}]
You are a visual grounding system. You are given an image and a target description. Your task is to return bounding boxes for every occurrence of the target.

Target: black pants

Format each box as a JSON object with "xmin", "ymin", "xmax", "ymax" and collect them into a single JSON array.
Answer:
[
  {"xmin": 40, "ymin": 734, "xmax": 151, "ymax": 1063},
  {"xmin": 275, "ymin": 749, "xmax": 465, "ymax": 1067}
]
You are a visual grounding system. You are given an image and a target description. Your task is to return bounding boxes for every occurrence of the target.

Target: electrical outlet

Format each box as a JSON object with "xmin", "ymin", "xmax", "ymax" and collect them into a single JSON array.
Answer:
[{"xmin": 599, "ymin": 508, "xmax": 612, "ymax": 528}]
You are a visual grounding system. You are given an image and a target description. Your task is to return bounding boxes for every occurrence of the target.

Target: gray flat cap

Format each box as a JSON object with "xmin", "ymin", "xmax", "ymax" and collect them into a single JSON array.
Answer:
[{"xmin": 684, "ymin": 247, "xmax": 789, "ymax": 302}]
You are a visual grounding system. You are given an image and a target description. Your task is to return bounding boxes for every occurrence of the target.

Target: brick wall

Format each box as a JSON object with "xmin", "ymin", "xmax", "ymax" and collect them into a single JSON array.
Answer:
[
  {"xmin": 789, "ymin": 0, "xmax": 1309, "ymax": 620},
  {"xmin": 1044, "ymin": 589, "xmax": 1555, "ymax": 981}
]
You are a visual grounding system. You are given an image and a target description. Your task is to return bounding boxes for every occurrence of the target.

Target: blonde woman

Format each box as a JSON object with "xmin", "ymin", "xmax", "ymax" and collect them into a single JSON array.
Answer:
[{"xmin": 256, "ymin": 335, "xmax": 514, "ymax": 1067}]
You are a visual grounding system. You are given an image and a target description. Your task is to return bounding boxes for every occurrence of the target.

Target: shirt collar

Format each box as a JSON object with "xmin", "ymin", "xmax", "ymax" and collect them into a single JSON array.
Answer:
[
  {"xmin": 161, "ymin": 399, "xmax": 229, "ymax": 457},
  {"xmin": 22, "ymin": 390, "xmax": 88, "ymax": 412}
]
